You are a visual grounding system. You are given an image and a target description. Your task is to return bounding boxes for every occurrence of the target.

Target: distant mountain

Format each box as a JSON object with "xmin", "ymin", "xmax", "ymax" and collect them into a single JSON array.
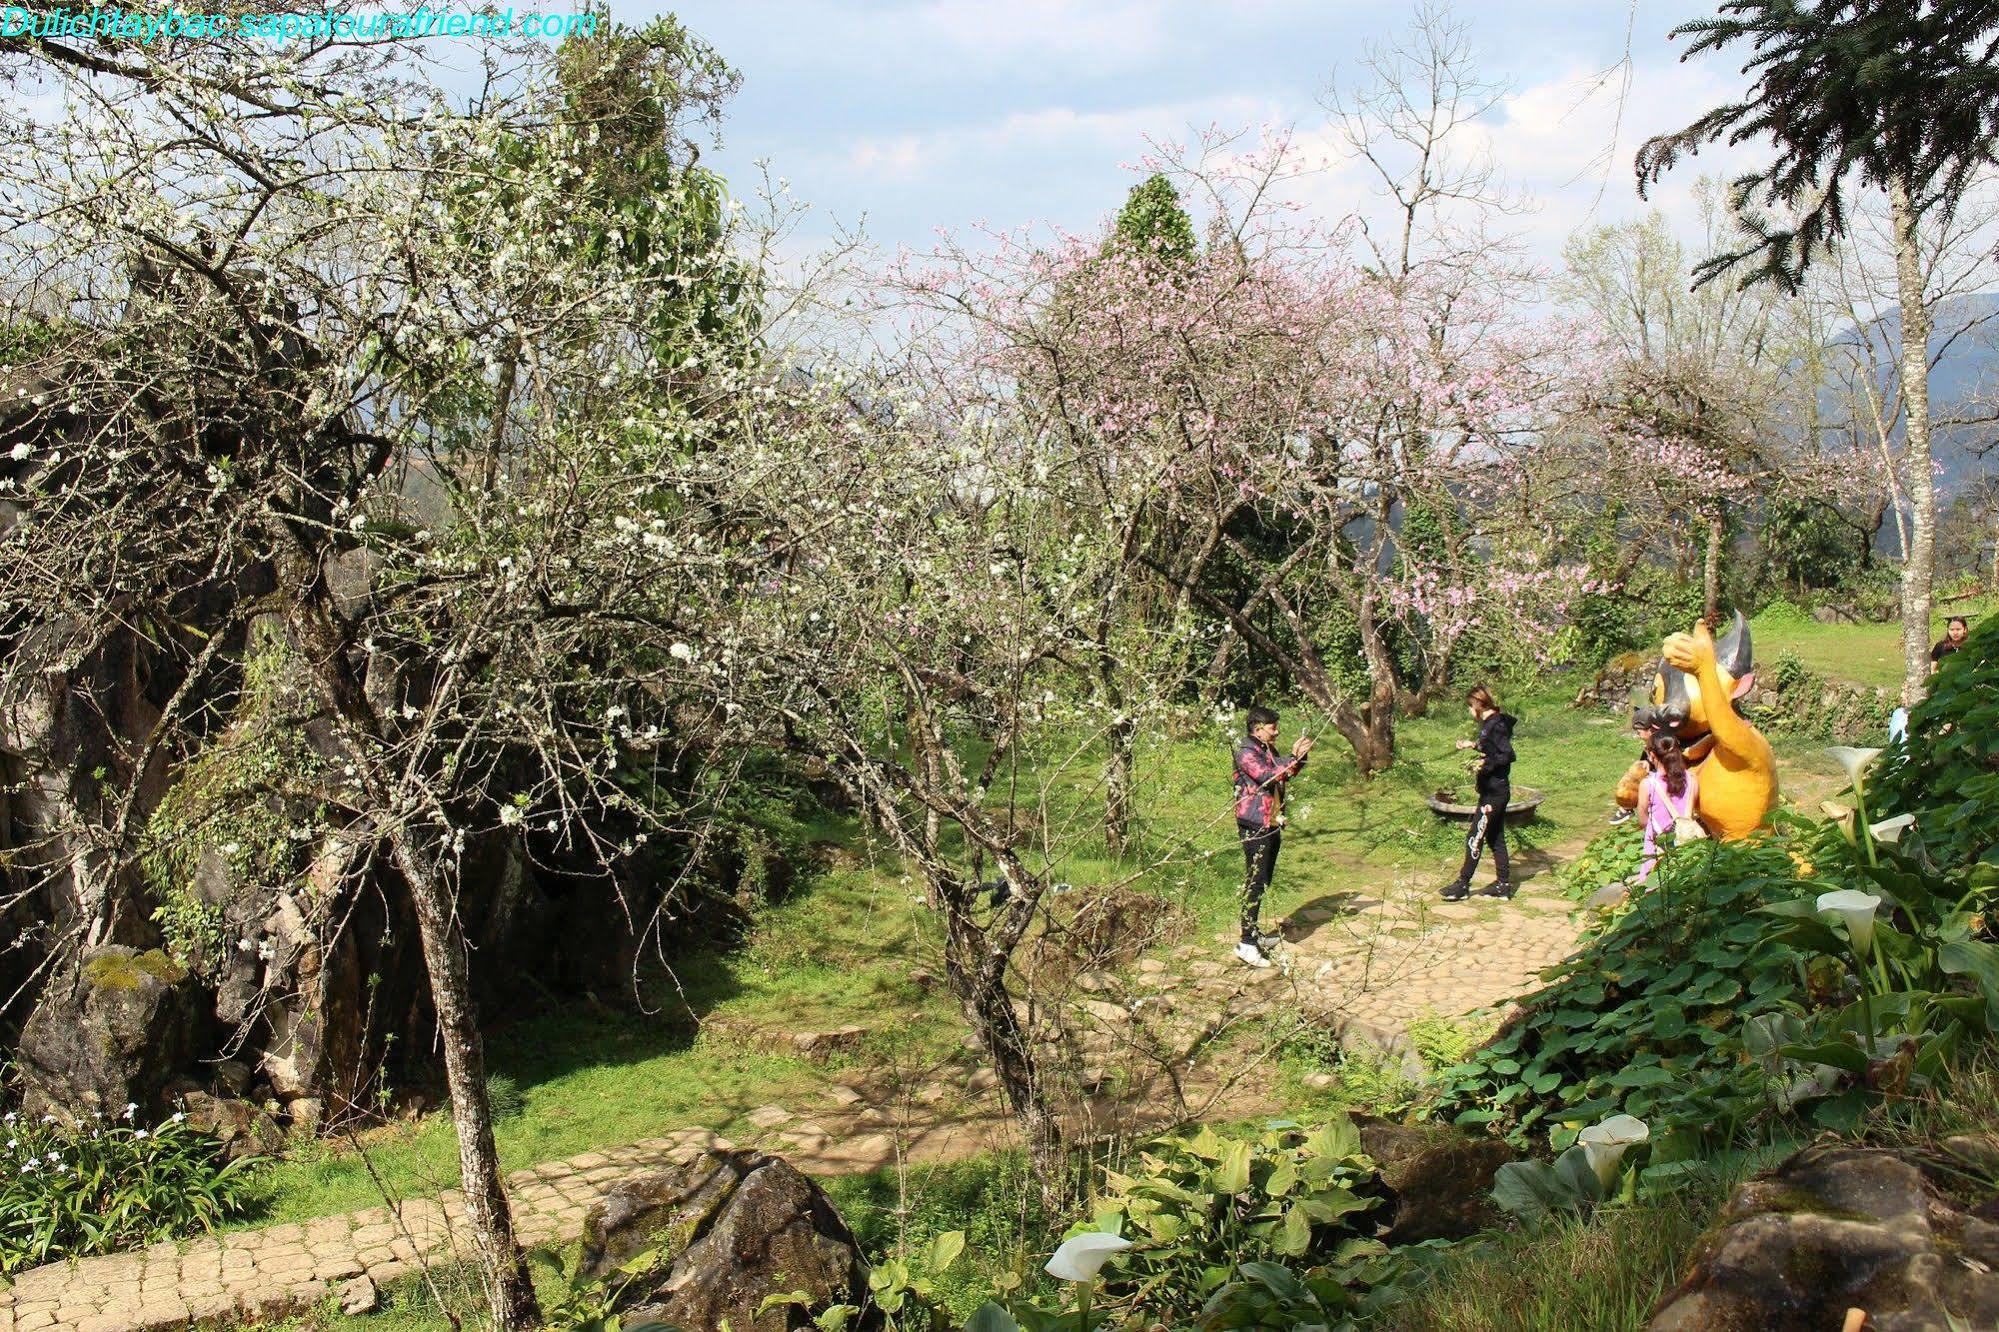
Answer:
[{"xmin": 1830, "ymin": 292, "xmax": 1999, "ymax": 494}]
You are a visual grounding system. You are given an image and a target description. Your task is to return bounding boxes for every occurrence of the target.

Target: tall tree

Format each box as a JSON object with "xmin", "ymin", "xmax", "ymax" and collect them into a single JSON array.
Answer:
[
  {"xmin": 1636, "ymin": 0, "xmax": 1999, "ymax": 703},
  {"xmin": 0, "ymin": 17, "xmax": 756, "ymax": 1327},
  {"xmin": 1110, "ymin": 173, "xmax": 1199, "ymax": 266},
  {"xmin": 1557, "ymin": 194, "xmax": 1828, "ymax": 615}
]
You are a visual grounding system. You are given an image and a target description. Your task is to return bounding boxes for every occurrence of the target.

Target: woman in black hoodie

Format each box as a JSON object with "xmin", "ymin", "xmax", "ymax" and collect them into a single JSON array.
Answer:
[{"xmin": 1442, "ymin": 686, "xmax": 1517, "ymax": 901}]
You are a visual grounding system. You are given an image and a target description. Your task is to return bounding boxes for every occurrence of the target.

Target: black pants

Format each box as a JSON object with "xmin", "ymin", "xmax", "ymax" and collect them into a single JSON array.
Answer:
[
  {"xmin": 1452, "ymin": 788, "xmax": 1510, "ymax": 888},
  {"xmin": 1239, "ymin": 822, "xmax": 1280, "ymax": 942}
]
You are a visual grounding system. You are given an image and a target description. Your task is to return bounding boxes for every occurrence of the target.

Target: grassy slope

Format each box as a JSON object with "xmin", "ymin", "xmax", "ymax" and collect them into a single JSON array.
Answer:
[{"xmin": 1757, "ymin": 597, "xmax": 1993, "ymax": 689}]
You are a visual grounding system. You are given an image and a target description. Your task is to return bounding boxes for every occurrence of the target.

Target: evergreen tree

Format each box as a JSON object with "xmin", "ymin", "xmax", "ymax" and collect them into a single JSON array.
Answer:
[
  {"xmin": 1635, "ymin": 0, "xmax": 1999, "ymax": 291},
  {"xmin": 1109, "ymin": 173, "xmax": 1198, "ymax": 266}
]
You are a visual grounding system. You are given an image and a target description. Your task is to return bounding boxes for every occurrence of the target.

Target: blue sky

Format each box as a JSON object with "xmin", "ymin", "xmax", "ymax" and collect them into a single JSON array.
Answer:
[{"xmin": 618, "ymin": 0, "xmax": 1763, "ymax": 264}]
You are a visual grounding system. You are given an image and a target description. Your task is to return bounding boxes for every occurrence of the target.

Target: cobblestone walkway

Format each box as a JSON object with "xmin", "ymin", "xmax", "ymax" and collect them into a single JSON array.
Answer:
[
  {"xmin": 1281, "ymin": 871, "xmax": 1583, "ymax": 1034},
  {"xmin": 0, "ymin": 1129, "xmax": 735, "ymax": 1332},
  {"xmin": 0, "ymin": 868, "xmax": 1585, "ymax": 1332}
]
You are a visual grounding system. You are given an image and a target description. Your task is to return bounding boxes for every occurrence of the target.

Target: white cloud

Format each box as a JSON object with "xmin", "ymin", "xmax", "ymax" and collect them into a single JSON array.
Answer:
[
  {"xmin": 1253, "ymin": 54, "xmax": 1767, "ymax": 269},
  {"xmin": 841, "ymin": 94, "xmax": 1277, "ymax": 184}
]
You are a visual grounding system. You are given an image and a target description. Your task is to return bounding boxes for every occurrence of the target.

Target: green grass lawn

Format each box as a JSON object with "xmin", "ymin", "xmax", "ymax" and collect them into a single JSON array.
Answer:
[
  {"xmin": 235, "ymin": 864, "xmax": 966, "ymax": 1226},
  {"xmin": 1752, "ymin": 597, "xmax": 1993, "ymax": 690}
]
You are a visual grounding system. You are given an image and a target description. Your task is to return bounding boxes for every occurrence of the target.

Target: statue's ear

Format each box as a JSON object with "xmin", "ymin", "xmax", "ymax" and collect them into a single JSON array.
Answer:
[
  {"xmin": 1658, "ymin": 661, "xmax": 1692, "ymax": 719},
  {"xmin": 1731, "ymin": 670, "xmax": 1756, "ymax": 700}
]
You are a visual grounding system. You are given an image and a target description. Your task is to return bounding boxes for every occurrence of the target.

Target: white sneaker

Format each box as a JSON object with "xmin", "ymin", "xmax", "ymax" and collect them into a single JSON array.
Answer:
[
  {"xmin": 1235, "ymin": 941, "xmax": 1272, "ymax": 969},
  {"xmin": 1255, "ymin": 931, "xmax": 1285, "ymax": 951}
]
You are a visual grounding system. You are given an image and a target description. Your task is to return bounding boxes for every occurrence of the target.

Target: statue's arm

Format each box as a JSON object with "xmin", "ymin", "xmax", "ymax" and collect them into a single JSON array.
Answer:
[{"xmin": 1665, "ymin": 625, "xmax": 1758, "ymax": 760}]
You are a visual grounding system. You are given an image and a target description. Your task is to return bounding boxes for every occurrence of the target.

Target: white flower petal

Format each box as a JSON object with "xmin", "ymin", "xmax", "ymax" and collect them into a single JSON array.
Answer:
[
  {"xmin": 1815, "ymin": 889, "xmax": 1883, "ymax": 954},
  {"xmin": 1046, "ymin": 1231, "xmax": 1134, "ymax": 1282},
  {"xmin": 1868, "ymin": 814, "xmax": 1915, "ymax": 844},
  {"xmin": 1824, "ymin": 746, "xmax": 1884, "ymax": 790}
]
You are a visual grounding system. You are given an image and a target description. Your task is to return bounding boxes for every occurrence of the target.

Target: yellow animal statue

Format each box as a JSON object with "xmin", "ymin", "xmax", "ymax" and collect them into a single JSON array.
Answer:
[{"xmin": 1614, "ymin": 612, "xmax": 1778, "ymax": 841}]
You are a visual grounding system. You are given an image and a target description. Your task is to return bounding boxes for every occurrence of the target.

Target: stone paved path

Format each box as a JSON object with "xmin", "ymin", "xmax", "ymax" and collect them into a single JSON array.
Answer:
[
  {"xmin": 1280, "ymin": 870, "xmax": 1582, "ymax": 1034},
  {"xmin": 0, "ymin": 1128, "xmax": 732, "ymax": 1332},
  {"xmin": 0, "ymin": 866, "xmax": 1586, "ymax": 1332}
]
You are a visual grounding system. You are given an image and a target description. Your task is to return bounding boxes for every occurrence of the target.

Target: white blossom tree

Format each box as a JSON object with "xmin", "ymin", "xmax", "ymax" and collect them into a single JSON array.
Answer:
[{"xmin": 0, "ymin": 16, "xmax": 771, "ymax": 1325}]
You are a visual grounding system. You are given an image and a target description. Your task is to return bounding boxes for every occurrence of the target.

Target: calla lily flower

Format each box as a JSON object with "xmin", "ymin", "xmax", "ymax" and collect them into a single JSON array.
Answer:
[
  {"xmin": 1816, "ymin": 889, "xmax": 1882, "ymax": 955},
  {"xmin": 1824, "ymin": 746, "xmax": 1884, "ymax": 793},
  {"xmin": 1046, "ymin": 1232, "xmax": 1133, "ymax": 1283},
  {"xmin": 1819, "ymin": 801, "xmax": 1857, "ymax": 844},
  {"xmin": 1868, "ymin": 814, "xmax": 1915, "ymax": 845},
  {"xmin": 1577, "ymin": 1114, "xmax": 1649, "ymax": 1190}
]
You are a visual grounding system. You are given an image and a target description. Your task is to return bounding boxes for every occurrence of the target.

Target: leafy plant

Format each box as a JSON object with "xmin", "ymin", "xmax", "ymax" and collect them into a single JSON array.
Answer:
[
  {"xmin": 1438, "ymin": 835, "xmax": 1812, "ymax": 1153},
  {"xmin": 1558, "ymin": 819, "xmax": 1644, "ymax": 902},
  {"xmin": 1490, "ymin": 1114, "xmax": 1651, "ymax": 1227},
  {"xmin": 536, "ymin": 1244, "xmax": 668, "ymax": 1332},
  {"xmin": 762, "ymin": 1228, "xmax": 978, "ymax": 1331},
  {"xmin": 1871, "ymin": 615, "xmax": 1999, "ymax": 870},
  {"xmin": 1077, "ymin": 1118, "xmax": 1383, "ymax": 1323},
  {"xmin": 1751, "ymin": 816, "xmax": 1999, "ymax": 1124},
  {"xmin": 0, "ymin": 1104, "xmax": 262, "ymax": 1272},
  {"xmin": 1197, "ymin": 1260, "xmax": 1368, "ymax": 1330}
]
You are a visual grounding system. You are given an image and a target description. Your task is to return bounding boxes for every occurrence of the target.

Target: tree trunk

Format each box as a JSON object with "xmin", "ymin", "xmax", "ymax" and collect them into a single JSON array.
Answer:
[
  {"xmin": 1103, "ymin": 710, "xmax": 1135, "ymax": 859},
  {"xmin": 941, "ymin": 902, "xmax": 1063, "ymax": 1207},
  {"xmin": 1099, "ymin": 649, "xmax": 1133, "ymax": 858},
  {"xmin": 1196, "ymin": 631, "xmax": 1235, "ymax": 714},
  {"xmin": 1352, "ymin": 595, "xmax": 1399, "ymax": 777},
  {"xmin": 280, "ymin": 573, "xmax": 539, "ymax": 1330},
  {"xmin": 387, "ymin": 834, "xmax": 540, "ymax": 1331},
  {"xmin": 1890, "ymin": 177, "xmax": 1937, "ymax": 707},
  {"xmin": 1703, "ymin": 505, "xmax": 1725, "ymax": 622}
]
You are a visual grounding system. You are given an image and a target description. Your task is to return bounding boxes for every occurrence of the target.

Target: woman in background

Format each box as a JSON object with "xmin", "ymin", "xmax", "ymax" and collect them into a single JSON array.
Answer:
[{"xmin": 1442, "ymin": 686, "xmax": 1516, "ymax": 901}]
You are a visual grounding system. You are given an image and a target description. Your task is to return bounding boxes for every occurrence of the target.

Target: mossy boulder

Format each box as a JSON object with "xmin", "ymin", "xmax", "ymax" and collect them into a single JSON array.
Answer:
[
  {"xmin": 581, "ymin": 1149, "xmax": 871, "ymax": 1331},
  {"xmin": 17, "ymin": 945, "xmax": 199, "ymax": 1120},
  {"xmin": 1651, "ymin": 1145, "xmax": 1999, "ymax": 1331}
]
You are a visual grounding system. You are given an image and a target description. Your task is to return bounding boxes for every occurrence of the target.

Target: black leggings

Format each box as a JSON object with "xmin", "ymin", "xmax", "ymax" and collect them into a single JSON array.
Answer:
[
  {"xmin": 1453, "ymin": 793, "xmax": 1510, "ymax": 887},
  {"xmin": 1239, "ymin": 823, "xmax": 1281, "ymax": 942}
]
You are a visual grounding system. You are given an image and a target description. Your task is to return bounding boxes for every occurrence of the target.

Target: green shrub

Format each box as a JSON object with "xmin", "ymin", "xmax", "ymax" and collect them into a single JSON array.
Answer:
[
  {"xmin": 1751, "ymin": 813, "xmax": 1999, "ymax": 1122},
  {"xmin": 1437, "ymin": 835, "xmax": 1812, "ymax": 1155},
  {"xmin": 1077, "ymin": 1118, "xmax": 1383, "ymax": 1324},
  {"xmin": 1557, "ymin": 820, "xmax": 1644, "ymax": 901},
  {"xmin": 0, "ymin": 1105, "xmax": 263, "ymax": 1272},
  {"xmin": 1753, "ymin": 598, "xmax": 1813, "ymax": 628},
  {"xmin": 1872, "ymin": 615, "xmax": 1999, "ymax": 871},
  {"xmin": 830, "ymin": 1150, "xmax": 1051, "ymax": 1322}
]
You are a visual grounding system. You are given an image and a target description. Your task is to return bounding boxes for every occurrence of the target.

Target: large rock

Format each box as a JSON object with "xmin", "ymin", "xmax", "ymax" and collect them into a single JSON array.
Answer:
[
  {"xmin": 177, "ymin": 1089, "xmax": 285, "ymax": 1162},
  {"xmin": 1650, "ymin": 1145, "xmax": 1999, "ymax": 1331},
  {"xmin": 581, "ymin": 1149, "xmax": 870, "ymax": 1331},
  {"xmin": 1360, "ymin": 1121, "xmax": 1517, "ymax": 1243},
  {"xmin": 16, "ymin": 946, "xmax": 198, "ymax": 1119}
]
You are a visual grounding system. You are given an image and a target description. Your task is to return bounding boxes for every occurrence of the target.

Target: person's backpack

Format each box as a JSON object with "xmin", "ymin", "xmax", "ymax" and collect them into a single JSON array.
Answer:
[{"xmin": 1656, "ymin": 777, "xmax": 1707, "ymax": 843}]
